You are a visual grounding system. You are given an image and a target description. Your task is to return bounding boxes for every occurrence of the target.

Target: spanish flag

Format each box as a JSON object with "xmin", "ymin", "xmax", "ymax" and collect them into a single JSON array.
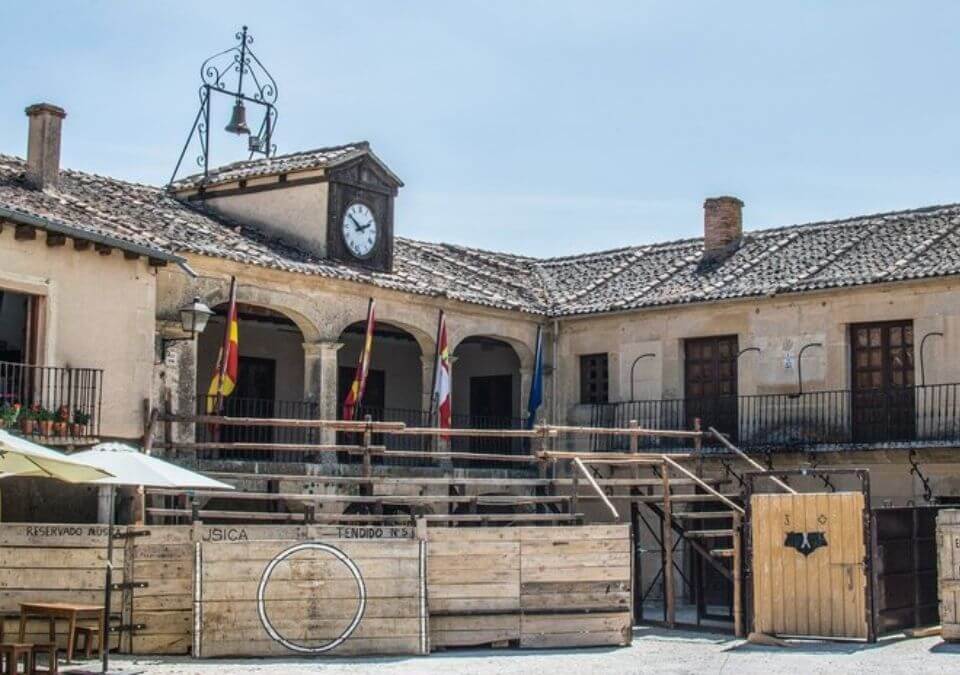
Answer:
[
  {"xmin": 343, "ymin": 298, "xmax": 376, "ymax": 421},
  {"xmin": 207, "ymin": 277, "xmax": 239, "ymax": 414}
]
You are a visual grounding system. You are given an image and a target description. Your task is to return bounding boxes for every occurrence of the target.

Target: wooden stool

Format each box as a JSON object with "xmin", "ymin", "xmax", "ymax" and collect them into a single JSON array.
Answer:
[
  {"xmin": 30, "ymin": 643, "xmax": 57, "ymax": 674},
  {"xmin": 73, "ymin": 626, "xmax": 99, "ymax": 658},
  {"xmin": 0, "ymin": 643, "xmax": 32, "ymax": 675}
]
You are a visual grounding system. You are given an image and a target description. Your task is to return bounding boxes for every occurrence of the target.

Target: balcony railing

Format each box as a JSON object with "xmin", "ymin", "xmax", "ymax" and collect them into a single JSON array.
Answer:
[
  {"xmin": 196, "ymin": 395, "xmax": 320, "ymax": 462},
  {"xmin": 195, "ymin": 396, "xmax": 526, "ymax": 469},
  {"xmin": 0, "ymin": 361, "xmax": 103, "ymax": 440},
  {"xmin": 587, "ymin": 383, "xmax": 960, "ymax": 452}
]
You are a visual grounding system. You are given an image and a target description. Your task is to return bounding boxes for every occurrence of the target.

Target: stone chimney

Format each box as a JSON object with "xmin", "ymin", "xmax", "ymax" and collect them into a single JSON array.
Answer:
[
  {"xmin": 703, "ymin": 196, "xmax": 743, "ymax": 262},
  {"xmin": 25, "ymin": 103, "xmax": 66, "ymax": 191}
]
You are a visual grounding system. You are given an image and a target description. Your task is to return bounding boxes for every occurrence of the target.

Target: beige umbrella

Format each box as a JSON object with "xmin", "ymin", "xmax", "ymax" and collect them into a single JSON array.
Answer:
[{"xmin": 0, "ymin": 429, "xmax": 113, "ymax": 482}]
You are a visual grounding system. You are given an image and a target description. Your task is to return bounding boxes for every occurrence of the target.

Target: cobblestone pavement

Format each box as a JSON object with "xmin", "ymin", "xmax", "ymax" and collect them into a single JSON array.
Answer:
[{"xmin": 80, "ymin": 628, "xmax": 958, "ymax": 674}]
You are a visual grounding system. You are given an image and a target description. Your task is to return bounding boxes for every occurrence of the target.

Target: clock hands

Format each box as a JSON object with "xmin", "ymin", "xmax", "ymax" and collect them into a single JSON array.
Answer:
[{"xmin": 348, "ymin": 214, "xmax": 373, "ymax": 232}]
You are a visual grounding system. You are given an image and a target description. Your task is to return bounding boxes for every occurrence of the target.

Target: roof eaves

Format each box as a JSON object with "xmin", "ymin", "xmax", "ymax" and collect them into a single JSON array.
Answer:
[{"xmin": 0, "ymin": 204, "xmax": 186, "ymax": 266}]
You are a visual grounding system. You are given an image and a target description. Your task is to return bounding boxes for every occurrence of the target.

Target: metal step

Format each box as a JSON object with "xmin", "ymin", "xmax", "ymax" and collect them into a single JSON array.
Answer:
[
  {"xmin": 710, "ymin": 548, "xmax": 735, "ymax": 558},
  {"xmin": 671, "ymin": 511, "xmax": 736, "ymax": 520},
  {"xmin": 683, "ymin": 529, "xmax": 735, "ymax": 539},
  {"xmin": 633, "ymin": 494, "xmax": 741, "ymax": 503}
]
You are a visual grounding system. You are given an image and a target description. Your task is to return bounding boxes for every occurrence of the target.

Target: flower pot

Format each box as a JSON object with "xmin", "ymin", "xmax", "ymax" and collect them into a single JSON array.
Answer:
[
  {"xmin": 21, "ymin": 419, "xmax": 36, "ymax": 435},
  {"xmin": 54, "ymin": 421, "xmax": 68, "ymax": 436},
  {"xmin": 38, "ymin": 420, "xmax": 54, "ymax": 437},
  {"xmin": 70, "ymin": 423, "xmax": 85, "ymax": 437}
]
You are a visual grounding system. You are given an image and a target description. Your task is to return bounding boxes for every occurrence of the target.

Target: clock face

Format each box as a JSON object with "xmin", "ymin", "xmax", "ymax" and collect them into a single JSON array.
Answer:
[{"xmin": 341, "ymin": 202, "xmax": 378, "ymax": 258}]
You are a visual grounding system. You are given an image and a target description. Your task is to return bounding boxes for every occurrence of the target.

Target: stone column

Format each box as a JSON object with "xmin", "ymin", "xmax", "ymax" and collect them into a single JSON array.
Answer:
[
  {"xmin": 158, "ymin": 319, "xmax": 198, "ymax": 446},
  {"xmin": 519, "ymin": 366, "xmax": 533, "ymax": 426},
  {"xmin": 303, "ymin": 340, "xmax": 343, "ymax": 468},
  {"xmin": 420, "ymin": 354, "xmax": 436, "ymax": 418}
]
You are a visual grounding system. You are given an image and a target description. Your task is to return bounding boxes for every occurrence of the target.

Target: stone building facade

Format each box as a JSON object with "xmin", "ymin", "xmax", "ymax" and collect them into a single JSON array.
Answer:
[{"xmin": 2, "ymin": 102, "xmax": 960, "ymax": 514}]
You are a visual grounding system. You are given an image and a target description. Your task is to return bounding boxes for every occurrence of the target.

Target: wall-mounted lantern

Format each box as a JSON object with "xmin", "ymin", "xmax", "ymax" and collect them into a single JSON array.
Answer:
[{"xmin": 161, "ymin": 297, "xmax": 214, "ymax": 361}]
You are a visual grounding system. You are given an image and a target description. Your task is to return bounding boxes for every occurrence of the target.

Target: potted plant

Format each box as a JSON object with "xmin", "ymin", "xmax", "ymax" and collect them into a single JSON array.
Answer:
[
  {"xmin": 21, "ymin": 404, "xmax": 40, "ymax": 435},
  {"xmin": 54, "ymin": 405, "xmax": 69, "ymax": 436},
  {"xmin": 37, "ymin": 406, "xmax": 55, "ymax": 437},
  {"xmin": 0, "ymin": 402, "xmax": 21, "ymax": 429},
  {"xmin": 71, "ymin": 408, "xmax": 91, "ymax": 437}
]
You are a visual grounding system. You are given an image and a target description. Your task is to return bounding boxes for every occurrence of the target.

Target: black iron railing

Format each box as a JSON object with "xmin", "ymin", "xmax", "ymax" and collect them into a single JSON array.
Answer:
[
  {"xmin": 588, "ymin": 383, "xmax": 960, "ymax": 452},
  {"xmin": 0, "ymin": 361, "xmax": 103, "ymax": 439},
  {"xmin": 196, "ymin": 395, "xmax": 320, "ymax": 462}
]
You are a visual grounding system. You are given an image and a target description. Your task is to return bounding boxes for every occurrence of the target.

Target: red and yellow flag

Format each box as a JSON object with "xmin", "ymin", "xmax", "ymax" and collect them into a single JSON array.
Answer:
[
  {"xmin": 342, "ymin": 298, "xmax": 376, "ymax": 421},
  {"xmin": 207, "ymin": 278, "xmax": 239, "ymax": 413}
]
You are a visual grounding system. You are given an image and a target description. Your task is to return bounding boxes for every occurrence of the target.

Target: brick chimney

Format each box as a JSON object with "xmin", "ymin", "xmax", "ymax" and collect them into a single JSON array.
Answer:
[
  {"xmin": 25, "ymin": 103, "xmax": 66, "ymax": 191},
  {"xmin": 703, "ymin": 196, "xmax": 743, "ymax": 262}
]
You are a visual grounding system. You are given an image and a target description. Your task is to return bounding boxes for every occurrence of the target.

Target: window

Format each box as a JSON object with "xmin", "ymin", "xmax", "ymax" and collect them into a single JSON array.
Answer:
[{"xmin": 580, "ymin": 353, "xmax": 609, "ymax": 404}]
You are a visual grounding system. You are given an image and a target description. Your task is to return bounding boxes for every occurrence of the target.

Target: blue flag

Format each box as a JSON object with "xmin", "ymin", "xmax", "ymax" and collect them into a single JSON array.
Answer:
[{"xmin": 527, "ymin": 326, "xmax": 544, "ymax": 428}]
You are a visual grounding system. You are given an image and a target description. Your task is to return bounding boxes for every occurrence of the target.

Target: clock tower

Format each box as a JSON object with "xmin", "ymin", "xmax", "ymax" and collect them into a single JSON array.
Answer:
[
  {"xmin": 169, "ymin": 142, "xmax": 403, "ymax": 273},
  {"xmin": 325, "ymin": 149, "xmax": 401, "ymax": 272}
]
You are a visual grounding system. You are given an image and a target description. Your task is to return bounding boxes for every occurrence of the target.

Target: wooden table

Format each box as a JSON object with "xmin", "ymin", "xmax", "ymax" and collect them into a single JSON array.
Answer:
[{"xmin": 18, "ymin": 602, "xmax": 105, "ymax": 662}]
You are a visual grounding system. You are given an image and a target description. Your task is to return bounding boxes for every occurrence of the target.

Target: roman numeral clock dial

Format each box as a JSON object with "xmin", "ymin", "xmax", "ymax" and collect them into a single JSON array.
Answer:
[{"xmin": 341, "ymin": 202, "xmax": 378, "ymax": 259}]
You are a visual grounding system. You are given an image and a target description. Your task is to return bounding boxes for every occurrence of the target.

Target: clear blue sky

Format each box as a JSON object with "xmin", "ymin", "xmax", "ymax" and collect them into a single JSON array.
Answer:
[{"xmin": 4, "ymin": 1, "xmax": 960, "ymax": 256}]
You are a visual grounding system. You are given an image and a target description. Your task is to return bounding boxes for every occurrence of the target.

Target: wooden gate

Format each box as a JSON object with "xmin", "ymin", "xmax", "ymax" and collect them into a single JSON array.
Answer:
[{"xmin": 747, "ymin": 484, "xmax": 874, "ymax": 641}]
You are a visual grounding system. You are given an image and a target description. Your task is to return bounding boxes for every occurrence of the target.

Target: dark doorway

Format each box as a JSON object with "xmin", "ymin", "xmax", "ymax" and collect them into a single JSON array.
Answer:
[
  {"xmin": 337, "ymin": 366, "xmax": 386, "ymax": 416},
  {"xmin": 684, "ymin": 335, "xmax": 739, "ymax": 439},
  {"xmin": 850, "ymin": 321, "xmax": 915, "ymax": 443},
  {"xmin": 222, "ymin": 357, "xmax": 277, "ymax": 443},
  {"xmin": 337, "ymin": 366, "xmax": 387, "ymax": 463},
  {"xmin": 0, "ymin": 289, "xmax": 37, "ymax": 364},
  {"xmin": 469, "ymin": 374, "xmax": 514, "ymax": 455}
]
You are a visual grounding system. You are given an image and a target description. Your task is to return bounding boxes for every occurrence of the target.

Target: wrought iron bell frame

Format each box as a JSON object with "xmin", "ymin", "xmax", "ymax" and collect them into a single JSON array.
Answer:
[{"xmin": 170, "ymin": 25, "xmax": 279, "ymax": 185}]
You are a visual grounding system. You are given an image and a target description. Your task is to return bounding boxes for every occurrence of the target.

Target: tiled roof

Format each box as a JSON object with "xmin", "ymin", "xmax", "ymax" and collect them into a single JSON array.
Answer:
[
  {"xmin": 168, "ymin": 142, "xmax": 403, "ymax": 191},
  {"xmin": 537, "ymin": 204, "xmax": 960, "ymax": 315},
  {"xmin": 2, "ymin": 153, "xmax": 960, "ymax": 317},
  {"xmin": 0, "ymin": 154, "xmax": 542, "ymax": 312}
]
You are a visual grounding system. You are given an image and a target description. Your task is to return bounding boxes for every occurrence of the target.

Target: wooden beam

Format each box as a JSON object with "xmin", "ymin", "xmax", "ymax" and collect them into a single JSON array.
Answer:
[
  {"xmin": 123, "ymin": 250, "xmax": 139, "ymax": 260},
  {"xmin": 148, "ymin": 257, "xmax": 167, "ymax": 267},
  {"xmin": 94, "ymin": 243, "xmax": 112, "ymax": 255},
  {"xmin": 660, "ymin": 455, "xmax": 745, "ymax": 514},
  {"xmin": 708, "ymin": 427, "xmax": 796, "ymax": 495},
  {"xmin": 45, "ymin": 232, "xmax": 66, "ymax": 247},
  {"xmin": 574, "ymin": 457, "xmax": 618, "ymax": 520},
  {"xmin": 73, "ymin": 239, "xmax": 91, "ymax": 251},
  {"xmin": 14, "ymin": 224, "xmax": 36, "ymax": 240},
  {"xmin": 662, "ymin": 459, "xmax": 675, "ymax": 628}
]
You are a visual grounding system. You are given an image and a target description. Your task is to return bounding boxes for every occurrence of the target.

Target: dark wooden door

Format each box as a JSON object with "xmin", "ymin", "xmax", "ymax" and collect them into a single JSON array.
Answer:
[
  {"xmin": 851, "ymin": 321, "xmax": 915, "ymax": 442},
  {"xmin": 684, "ymin": 335, "xmax": 739, "ymax": 439},
  {"xmin": 470, "ymin": 375, "xmax": 514, "ymax": 454},
  {"xmin": 224, "ymin": 357, "xmax": 276, "ymax": 443}
]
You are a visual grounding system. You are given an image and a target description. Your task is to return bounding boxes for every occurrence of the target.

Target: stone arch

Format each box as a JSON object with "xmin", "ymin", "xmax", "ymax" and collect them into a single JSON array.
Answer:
[
  {"xmin": 452, "ymin": 335, "xmax": 525, "ymax": 423},
  {"xmin": 198, "ymin": 283, "xmax": 323, "ymax": 343},
  {"xmin": 336, "ymin": 319, "xmax": 428, "ymax": 420}
]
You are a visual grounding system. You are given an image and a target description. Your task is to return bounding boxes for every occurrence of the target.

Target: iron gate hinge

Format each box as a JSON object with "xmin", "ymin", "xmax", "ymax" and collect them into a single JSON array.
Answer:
[{"xmin": 111, "ymin": 581, "xmax": 149, "ymax": 590}]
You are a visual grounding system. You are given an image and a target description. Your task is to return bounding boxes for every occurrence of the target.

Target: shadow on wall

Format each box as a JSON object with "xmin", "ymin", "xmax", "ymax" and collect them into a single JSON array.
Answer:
[{"xmin": 0, "ymin": 476, "xmax": 101, "ymax": 523}]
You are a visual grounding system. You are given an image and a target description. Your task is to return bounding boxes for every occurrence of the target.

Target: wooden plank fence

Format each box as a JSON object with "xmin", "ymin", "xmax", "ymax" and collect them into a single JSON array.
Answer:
[{"xmin": 0, "ymin": 522, "xmax": 631, "ymax": 657}]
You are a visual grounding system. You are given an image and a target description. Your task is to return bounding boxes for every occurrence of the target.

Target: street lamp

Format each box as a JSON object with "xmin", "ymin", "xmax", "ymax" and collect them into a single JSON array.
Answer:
[{"xmin": 161, "ymin": 297, "xmax": 214, "ymax": 360}]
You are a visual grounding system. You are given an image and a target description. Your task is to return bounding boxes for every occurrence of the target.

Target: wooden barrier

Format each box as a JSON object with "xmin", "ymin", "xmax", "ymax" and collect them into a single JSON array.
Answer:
[
  {"xmin": 0, "ymin": 524, "xmax": 123, "ymax": 651},
  {"xmin": 0, "ymin": 522, "xmax": 630, "ymax": 657},
  {"xmin": 937, "ymin": 509, "xmax": 960, "ymax": 641},
  {"xmin": 428, "ymin": 525, "xmax": 631, "ymax": 650}
]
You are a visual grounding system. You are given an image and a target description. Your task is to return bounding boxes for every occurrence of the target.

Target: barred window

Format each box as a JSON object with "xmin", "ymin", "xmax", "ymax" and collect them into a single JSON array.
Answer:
[{"xmin": 580, "ymin": 353, "xmax": 609, "ymax": 404}]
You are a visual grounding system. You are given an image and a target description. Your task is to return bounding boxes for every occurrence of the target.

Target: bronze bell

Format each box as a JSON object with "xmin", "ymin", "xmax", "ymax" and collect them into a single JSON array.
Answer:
[{"xmin": 224, "ymin": 99, "xmax": 250, "ymax": 135}]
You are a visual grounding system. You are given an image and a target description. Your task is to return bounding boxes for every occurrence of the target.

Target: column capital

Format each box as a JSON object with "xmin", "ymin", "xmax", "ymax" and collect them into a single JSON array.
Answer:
[{"xmin": 303, "ymin": 340, "xmax": 344, "ymax": 357}]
